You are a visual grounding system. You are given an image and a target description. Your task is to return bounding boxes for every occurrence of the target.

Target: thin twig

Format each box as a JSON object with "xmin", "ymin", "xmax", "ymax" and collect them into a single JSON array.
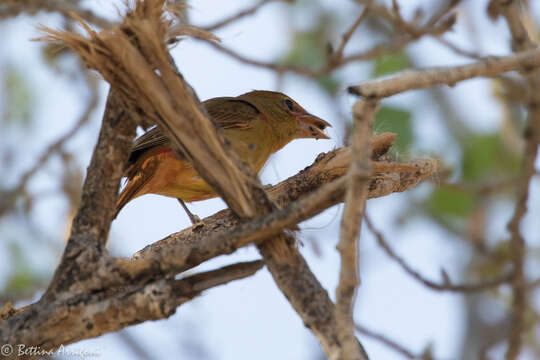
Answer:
[
  {"xmin": 201, "ymin": 39, "xmax": 318, "ymax": 76},
  {"xmin": 390, "ymin": 0, "xmax": 422, "ymax": 37},
  {"xmin": 331, "ymin": 6, "xmax": 370, "ymax": 64},
  {"xmin": 336, "ymin": 99, "xmax": 378, "ymax": 360},
  {"xmin": 365, "ymin": 215, "xmax": 513, "ymax": 293},
  {"xmin": 355, "ymin": 324, "xmax": 418, "ymax": 359},
  {"xmin": 0, "ymin": 74, "xmax": 98, "ymax": 218},
  {"xmin": 0, "ymin": 0, "xmax": 112, "ymax": 28},
  {"xmin": 201, "ymin": 0, "xmax": 279, "ymax": 32},
  {"xmin": 199, "ymin": 12, "xmax": 454, "ymax": 79},
  {"xmin": 424, "ymin": 0, "xmax": 460, "ymax": 29},
  {"xmin": 339, "ymin": 9, "xmax": 454, "ymax": 70},
  {"xmin": 498, "ymin": 2, "xmax": 540, "ymax": 358},
  {"xmin": 436, "ymin": 37, "xmax": 483, "ymax": 59},
  {"xmin": 440, "ymin": 177, "xmax": 518, "ymax": 196},
  {"xmin": 175, "ymin": 260, "xmax": 264, "ymax": 294},
  {"xmin": 348, "ymin": 47, "xmax": 540, "ymax": 97}
]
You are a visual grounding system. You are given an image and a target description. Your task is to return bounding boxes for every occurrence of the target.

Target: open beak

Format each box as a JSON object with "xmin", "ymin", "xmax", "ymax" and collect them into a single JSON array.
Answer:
[{"xmin": 296, "ymin": 113, "xmax": 332, "ymax": 140}]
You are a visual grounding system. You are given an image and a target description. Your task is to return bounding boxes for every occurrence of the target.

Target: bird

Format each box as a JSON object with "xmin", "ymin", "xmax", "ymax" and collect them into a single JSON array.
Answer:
[{"xmin": 115, "ymin": 90, "xmax": 331, "ymax": 222}]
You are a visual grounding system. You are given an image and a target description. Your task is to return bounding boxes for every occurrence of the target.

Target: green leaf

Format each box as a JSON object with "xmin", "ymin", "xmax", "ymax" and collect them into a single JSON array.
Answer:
[
  {"xmin": 2, "ymin": 65, "xmax": 35, "ymax": 127},
  {"xmin": 373, "ymin": 52, "xmax": 410, "ymax": 77},
  {"xmin": 280, "ymin": 9, "xmax": 341, "ymax": 95},
  {"xmin": 374, "ymin": 106, "xmax": 413, "ymax": 153},
  {"xmin": 426, "ymin": 186, "xmax": 476, "ymax": 218},
  {"xmin": 4, "ymin": 271, "xmax": 34, "ymax": 293},
  {"xmin": 283, "ymin": 30, "xmax": 326, "ymax": 70},
  {"xmin": 281, "ymin": 27, "xmax": 340, "ymax": 95},
  {"xmin": 462, "ymin": 134, "xmax": 521, "ymax": 181},
  {"xmin": 281, "ymin": 8, "xmax": 335, "ymax": 70},
  {"xmin": 316, "ymin": 75, "xmax": 340, "ymax": 96},
  {"xmin": 2, "ymin": 242, "xmax": 40, "ymax": 295}
]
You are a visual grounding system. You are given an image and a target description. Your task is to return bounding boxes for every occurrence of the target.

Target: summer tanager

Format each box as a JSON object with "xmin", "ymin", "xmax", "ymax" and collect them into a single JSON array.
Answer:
[{"xmin": 115, "ymin": 90, "xmax": 331, "ymax": 219}]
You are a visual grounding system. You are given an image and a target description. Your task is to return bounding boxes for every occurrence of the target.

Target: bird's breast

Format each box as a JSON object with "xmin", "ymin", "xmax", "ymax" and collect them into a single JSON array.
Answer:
[{"xmin": 139, "ymin": 149, "xmax": 217, "ymax": 202}]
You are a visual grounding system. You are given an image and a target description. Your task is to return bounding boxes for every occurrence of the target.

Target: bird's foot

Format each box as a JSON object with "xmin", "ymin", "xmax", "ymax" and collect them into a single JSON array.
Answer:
[
  {"xmin": 177, "ymin": 198, "xmax": 203, "ymax": 227},
  {"xmin": 189, "ymin": 214, "xmax": 202, "ymax": 226}
]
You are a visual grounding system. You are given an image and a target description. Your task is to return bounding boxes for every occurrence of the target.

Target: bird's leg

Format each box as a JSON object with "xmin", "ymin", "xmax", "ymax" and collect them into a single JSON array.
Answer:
[{"xmin": 177, "ymin": 198, "xmax": 201, "ymax": 225}]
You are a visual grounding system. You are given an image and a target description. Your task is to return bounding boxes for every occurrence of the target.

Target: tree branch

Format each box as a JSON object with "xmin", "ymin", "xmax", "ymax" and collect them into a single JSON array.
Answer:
[
  {"xmin": 348, "ymin": 47, "xmax": 540, "ymax": 97},
  {"xmin": 336, "ymin": 99, "xmax": 378, "ymax": 360},
  {"xmin": 355, "ymin": 324, "xmax": 419, "ymax": 360},
  {"xmin": 331, "ymin": 6, "xmax": 370, "ymax": 65},
  {"xmin": 498, "ymin": 2, "xmax": 540, "ymax": 359},
  {"xmin": 0, "ymin": 260, "xmax": 263, "ymax": 360},
  {"xmin": 130, "ymin": 141, "xmax": 436, "ymax": 279},
  {"xmin": 0, "ymin": 143, "xmax": 437, "ymax": 357},
  {"xmin": 201, "ymin": 0, "xmax": 281, "ymax": 32},
  {"xmin": 365, "ymin": 215, "xmax": 513, "ymax": 293},
  {"xmin": 44, "ymin": 89, "xmax": 137, "ymax": 300},
  {"xmin": 0, "ymin": 0, "xmax": 112, "ymax": 28},
  {"xmin": 199, "ymin": 13, "xmax": 455, "ymax": 79},
  {"xmin": 0, "ymin": 73, "xmax": 98, "ymax": 218}
]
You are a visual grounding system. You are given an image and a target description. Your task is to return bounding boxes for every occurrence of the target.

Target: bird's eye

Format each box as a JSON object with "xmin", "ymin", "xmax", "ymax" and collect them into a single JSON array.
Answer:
[{"xmin": 284, "ymin": 99, "xmax": 294, "ymax": 111}]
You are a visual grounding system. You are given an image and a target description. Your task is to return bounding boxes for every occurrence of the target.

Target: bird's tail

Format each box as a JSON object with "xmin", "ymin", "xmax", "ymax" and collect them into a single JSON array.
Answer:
[
  {"xmin": 114, "ymin": 173, "xmax": 148, "ymax": 219},
  {"xmin": 115, "ymin": 154, "xmax": 161, "ymax": 219},
  {"xmin": 114, "ymin": 187, "xmax": 132, "ymax": 219}
]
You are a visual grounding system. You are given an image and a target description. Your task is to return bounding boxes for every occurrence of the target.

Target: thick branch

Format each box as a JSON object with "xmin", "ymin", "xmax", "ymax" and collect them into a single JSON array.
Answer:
[
  {"xmin": 348, "ymin": 47, "xmax": 540, "ymax": 97},
  {"xmin": 45, "ymin": 90, "xmax": 137, "ymax": 299},
  {"xmin": 0, "ymin": 261, "xmax": 262, "ymax": 360},
  {"xmin": 129, "ymin": 143, "xmax": 436, "ymax": 278}
]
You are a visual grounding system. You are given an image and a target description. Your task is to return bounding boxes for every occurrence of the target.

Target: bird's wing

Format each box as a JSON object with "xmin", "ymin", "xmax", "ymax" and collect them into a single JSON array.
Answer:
[
  {"xmin": 125, "ymin": 126, "xmax": 169, "ymax": 171},
  {"xmin": 127, "ymin": 126, "xmax": 169, "ymax": 164},
  {"xmin": 204, "ymin": 97, "xmax": 260, "ymax": 130},
  {"xmin": 125, "ymin": 97, "xmax": 260, "ymax": 167}
]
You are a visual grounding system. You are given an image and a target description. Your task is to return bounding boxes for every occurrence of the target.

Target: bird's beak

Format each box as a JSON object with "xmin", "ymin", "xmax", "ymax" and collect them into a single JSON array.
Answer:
[{"xmin": 296, "ymin": 113, "xmax": 332, "ymax": 140}]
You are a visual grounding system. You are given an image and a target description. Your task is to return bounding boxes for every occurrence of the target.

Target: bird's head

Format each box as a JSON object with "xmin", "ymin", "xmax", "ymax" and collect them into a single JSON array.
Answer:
[{"xmin": 240, "ymin": 90, "xmax": 331, "ymax": 142}]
